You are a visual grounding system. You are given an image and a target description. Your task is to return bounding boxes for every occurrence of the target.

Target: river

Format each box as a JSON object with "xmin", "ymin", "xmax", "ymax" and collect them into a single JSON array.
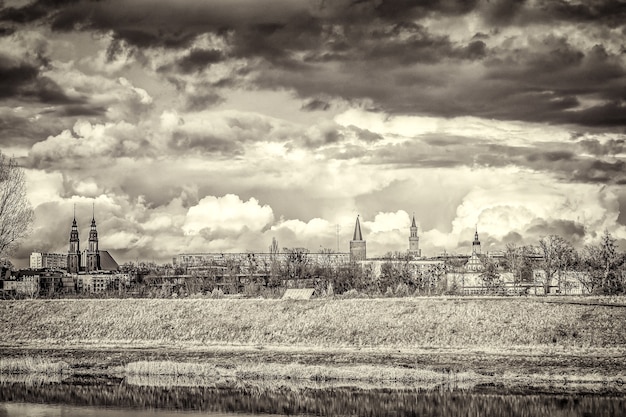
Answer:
[{"xmin": 1, "ymin": 375, "xmax": 625, "ymax": 416}]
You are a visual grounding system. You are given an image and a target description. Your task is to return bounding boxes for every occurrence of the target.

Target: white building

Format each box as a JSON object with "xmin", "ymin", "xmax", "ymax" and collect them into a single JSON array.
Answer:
[{"xmin": 29, "ymin": 252, "xmax": 67, "ymax": 270}]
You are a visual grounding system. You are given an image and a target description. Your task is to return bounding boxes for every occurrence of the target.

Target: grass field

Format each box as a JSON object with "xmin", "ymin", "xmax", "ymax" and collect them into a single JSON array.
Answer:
[
  {"xmin": 1, "ymin": 297, "xmax": 625, "ymax": 349},
  {"xmin": 1, "ymin": 297, "xmax": 626, "ymax": 390}
]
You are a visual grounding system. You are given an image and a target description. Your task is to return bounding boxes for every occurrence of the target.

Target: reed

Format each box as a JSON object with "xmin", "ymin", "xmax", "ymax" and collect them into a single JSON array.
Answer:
[
  {"xmin": 0, "ymin": 357, "xmax": 69, "ymax": 374},
  {"xmin": 124, "ymin": 360, "xmax": 476, "ymax": 384}
]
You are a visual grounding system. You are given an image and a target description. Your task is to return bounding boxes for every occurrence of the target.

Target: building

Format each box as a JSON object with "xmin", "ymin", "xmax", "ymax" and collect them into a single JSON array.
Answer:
[
  {"xmin": 66, "ymin": 207, "xmax": 118, "ymax": 273},
  {"xmin": 86, "ymin": 209, "xmax": 101, "ymax": 272},
  {"xmin": 29, "ymin": 252, "xmax": 67, "ymax": 270},
  {"xmin": 408, "ymin": 213, "xmax": 421, "ymax": 258},
  {"xmin": 77, "ymin": 273, "xmax": 131, "ymax": 293},
  {"xmin": 349, "ymin": 215, "xmax": 366, "ymax": 262},
  {"xmin": 80, "ymin": 250, "xmax": 118, "ymax": 271},
  {"xmin": 465, "ymin": 227, "xmax": 482, "ymax": 272},
  {"xmin": 173, "ymin": 251, "xmax": 350, "ymax": 270},
  {"xmin": 67, "ymin": 214, "xmax": 81, "ymax": 273}
]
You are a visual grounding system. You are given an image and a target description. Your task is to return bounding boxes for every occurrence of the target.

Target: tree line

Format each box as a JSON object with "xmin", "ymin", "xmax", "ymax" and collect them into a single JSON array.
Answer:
[{"xmin": 482, "ymin": 230, "xmax": 626, "ymax": 295}]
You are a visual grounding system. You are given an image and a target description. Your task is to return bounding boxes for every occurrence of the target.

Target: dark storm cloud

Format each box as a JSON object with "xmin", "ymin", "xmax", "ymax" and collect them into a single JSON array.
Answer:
[
  {"xmin": 532, "ymin": 0, "xmax": 626, "ymax": 27},
  {"xmin": 183, "ymin": 92, "xmax": 225, "ymax": 112},
  {"xmin": 579, "ymin": 138, "xmax": 625, "ymax": 156},
  {"xmin": 480, "ymin": 0, "xmax": 527, "ymax": 26},
  {"xmin": 0, "ymin": 60, "xmax": 39, "ymax": 97},
  {"xmin": 0, "ymin": 52, "xmax": 85, "ymax": 108},
  {"xmin": 0, "ymin": 110, "xmax": 75, "ymax": 147},
  {"xmin": 41, "ymin": 104, "xmax": 107, "ymax": 117},
  {"xmin": 4, "ymin": 0, "xmax": 626, "ymax": 127},
  {"xmin": 176, "ymin": 49, "xmax": 224, "ymax": 73},
  {"xmin": 301, "ymin": 98, "xmax": 330, "ymax": 112},
  {"xmin": 526, "ymin": 218, "xmax": 587, "ymax": 243},
  {"xmin": 361, "ymin": 135, "xmax": 626, "ymax": 185}
]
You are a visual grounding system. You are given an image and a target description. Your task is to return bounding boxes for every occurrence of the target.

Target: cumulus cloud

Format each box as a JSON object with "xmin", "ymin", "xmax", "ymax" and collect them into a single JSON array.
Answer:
[
  {"xmin": 448, "ymin": 181, "xmax": 626, "ymax": 251},
  {"xmin": 182, "ymin": 194, "xmax": 274, "ymax": 237},
  {"xmin": 29, "ymin": 119, "xmax": 149, "ymax": 168}
]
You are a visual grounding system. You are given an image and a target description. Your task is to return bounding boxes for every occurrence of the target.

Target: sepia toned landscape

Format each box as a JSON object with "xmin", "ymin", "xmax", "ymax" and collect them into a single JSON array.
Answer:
[{"xmin": 2, "ymin": 0, "xmax": 626, "ymax": 415}]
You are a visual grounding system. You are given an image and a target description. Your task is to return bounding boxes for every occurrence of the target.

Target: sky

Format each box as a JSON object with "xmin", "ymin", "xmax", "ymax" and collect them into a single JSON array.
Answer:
[{"xmin": 1, "ymin": 0, "xmax": 625, "ymax": 267}]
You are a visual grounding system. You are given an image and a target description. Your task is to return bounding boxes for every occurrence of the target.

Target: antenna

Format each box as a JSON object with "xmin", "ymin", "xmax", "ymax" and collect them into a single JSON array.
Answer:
[{"xmin": 336, "ymin": 224, "xmax": 341, "ymax": 253}]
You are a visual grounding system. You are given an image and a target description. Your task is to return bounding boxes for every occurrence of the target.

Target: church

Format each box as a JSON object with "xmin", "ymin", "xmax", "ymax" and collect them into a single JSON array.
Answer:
[{"xmin": 67, "ymin": 207, "xmax": 118, "ymax": 273}]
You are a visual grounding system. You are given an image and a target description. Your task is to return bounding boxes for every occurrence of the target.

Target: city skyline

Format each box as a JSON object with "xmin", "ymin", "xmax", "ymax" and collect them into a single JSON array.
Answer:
[{"xmin": 1, "ymin": 1, "xmax": 625, "ymax": 267}]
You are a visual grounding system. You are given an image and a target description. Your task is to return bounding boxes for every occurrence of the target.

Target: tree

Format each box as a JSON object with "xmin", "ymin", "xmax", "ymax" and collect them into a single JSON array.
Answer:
[
  {"xmin": 538, "ymin": 235, "xmax": 574, "ymax": 295},
  {"xmin": 503, "ymin": 243, "xmax": 535, "ymax": 284},
  {"xmin": 0, "ymin": 152, "xmax": 34, "ymax": 258},
  {"xmin": 479, "ymin": 256, "xmax": 502, "ymax": 292},
  {"xmin": 581, "ymin": 230, "xmax": 625, "ymax": 294}
]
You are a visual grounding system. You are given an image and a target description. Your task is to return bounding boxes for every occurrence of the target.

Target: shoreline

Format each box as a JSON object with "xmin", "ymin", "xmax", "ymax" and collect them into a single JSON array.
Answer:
[
  {"xmin": 2, "ymin": 298, "xmax": 626, "ymax": 394},
  {"xmin": 1, "ymin": 344, "xmax": 625, "ymax": 394}
]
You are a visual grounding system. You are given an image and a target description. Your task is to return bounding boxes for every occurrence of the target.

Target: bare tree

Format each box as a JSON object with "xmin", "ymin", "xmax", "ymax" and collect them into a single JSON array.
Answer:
[
  {"xmin": 479, "ymin": 255, "xmax": 502, "ymax": 293},
  {"xmin": 581, "ymin": 230, "xmax": 625, "ymax": 294},
  {"xmin": 538, "ymin": 235, "xmax": 574, "ymax": 295},
  {"xmin": 0, "ymin": 152, "xmax": 34, "ymax": 258}
]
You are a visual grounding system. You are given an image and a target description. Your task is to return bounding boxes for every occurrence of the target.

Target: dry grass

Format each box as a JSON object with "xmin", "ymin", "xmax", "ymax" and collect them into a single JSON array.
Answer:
[
  {"xmin": 1, "ymin": 298, "xmax": 626, "ymax": 349},
  {"xmin": 125, "ymin": 361, "xmax": 221, "ymax": 377},
  {"xmin": 124, "ymin": 360, "xmax": 476, "ymax": 384},
  {"xmin": 0, "ymin": 357, "xmax": 69, "ymax": 374}
]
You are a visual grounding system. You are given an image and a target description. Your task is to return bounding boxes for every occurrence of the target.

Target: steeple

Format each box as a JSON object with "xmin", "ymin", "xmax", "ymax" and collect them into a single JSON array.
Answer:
[
  {"xmin": 409, "ymin": 212, "xmax": 420, "ymax": 257},
  {"xmin": 86, "ymin": 203, "xmax": 100, "ymax": 272},
  {"xmin": 67, "ymin": 204, "xmax": 81, "ymax": 273},
  {"xmin": 472, "ymin": 225, "xmax": 481, "ymax": 255},
  {"xmin": 410, "ymin": 212, "xmax": 418, "ymax": 238},
  {"xmin": 349, "ymin": 215, "xmax": 366, "ymax": 262},
  {"xmin": 353, "ymin": 215, "xmax": 363, "ymax": 241},
  {"xmin": 88, "ymin": 204, "xmax": 98, "ymax": 252}
]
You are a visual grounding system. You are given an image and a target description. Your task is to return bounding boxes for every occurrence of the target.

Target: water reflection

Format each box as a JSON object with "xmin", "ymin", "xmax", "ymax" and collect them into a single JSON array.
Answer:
[{"xmin": 1, "ymin": 376, "xmax": 625, "ymax": 416}]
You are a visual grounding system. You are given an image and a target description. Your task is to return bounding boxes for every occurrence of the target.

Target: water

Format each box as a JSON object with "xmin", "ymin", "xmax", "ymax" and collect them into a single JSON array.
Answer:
[{"xmin": 1, "ymin": 376, "xmax": 625, "ymax": 417}]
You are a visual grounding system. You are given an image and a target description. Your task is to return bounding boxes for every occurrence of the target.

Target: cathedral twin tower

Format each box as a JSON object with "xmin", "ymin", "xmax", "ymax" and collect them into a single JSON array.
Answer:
[
  {"xmin": 349, "ymin": 213, "xmax": 421, "ymax": 262},
  {"xmin": 67, "ymin": 206, "xmax": 101, "ymax": 273}
]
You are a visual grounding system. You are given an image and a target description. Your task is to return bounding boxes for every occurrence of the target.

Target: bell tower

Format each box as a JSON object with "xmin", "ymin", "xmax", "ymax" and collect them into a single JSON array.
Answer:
[
  {"xmin": 472, "ymin": 226, "xmax": 481, "ymax": 255},
  {"xmin": 86, "ymin": 204, "xmax": 101, "ymax": 272},
  {"xmin": 349, "ymin": 215, "xmax": 366, "ymax": 262},
  {"xmin": 408, "ymin": 213, "xmax": 421, "ymax": 258},
  {"xmin": 67, "ymin": 206, "xmax": 81, "ymax": 273}
]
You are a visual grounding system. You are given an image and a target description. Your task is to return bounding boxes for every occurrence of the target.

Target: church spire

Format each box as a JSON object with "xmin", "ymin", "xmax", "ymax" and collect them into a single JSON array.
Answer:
[
  {"xmin": 67, "ymin": 205, "xmax": 81, "ymax": 273},
  {"xmin": 472, "ymin": 225, "xmax": 481, "ymax": 255},
  {"xmin": 350, "ymin": 215, "xmax": 366, "ymax": 262},
  {"xmin": 409, "ymin": 212, "xmax": 420, "ymax": 257},
  {"xmin": 353, "ymin": 215, "xmax": 363, "ymax": 241},
  {"xmin": 86, "ymin": 202, "xmax": 100, "ymax": 272}
]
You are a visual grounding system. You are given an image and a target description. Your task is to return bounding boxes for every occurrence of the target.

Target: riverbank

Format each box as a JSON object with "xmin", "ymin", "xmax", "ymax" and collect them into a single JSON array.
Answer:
[
  {"xmin": 2, "ymin": 297, "xmax": 626, "ymax": 348},
  {"xmin": 1, "ymin": 297, "xmax": 625, "ymax": 392}
]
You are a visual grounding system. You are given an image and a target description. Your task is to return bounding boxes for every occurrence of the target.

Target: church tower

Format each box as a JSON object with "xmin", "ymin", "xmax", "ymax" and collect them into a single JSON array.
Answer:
[
  {"xmin": 408, "ymin": 213, "xmax": 421, "ymax": 258},
  {"xmin": 465, "ymin": 226, "xmax": 483, "ymax": 272},
  {"xmin": 349, "ymin": 215, "xmax": 366, "ymax": 262},
  {"xmin": 67, "ymin": 208, "xmax": 81, "ymax": 273},
  {"xmin": 472, "ymin": 226, "xmax": 481, "ymax": 255},
  {"xmin": 86, "ymin": 205, "xmax": 101, "ymax": 272}
]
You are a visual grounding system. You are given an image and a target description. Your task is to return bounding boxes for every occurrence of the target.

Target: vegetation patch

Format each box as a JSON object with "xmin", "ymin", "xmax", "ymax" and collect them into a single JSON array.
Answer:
[
  {"xmin": 0, "ymin": 357, "xmax": 69, "ymax": 374},
  {"xmin": 1, "ymin": 298, "xmax": 626, "ymax": 350}
]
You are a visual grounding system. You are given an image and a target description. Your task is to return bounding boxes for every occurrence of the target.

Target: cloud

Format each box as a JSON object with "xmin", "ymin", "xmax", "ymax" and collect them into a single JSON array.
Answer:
[
  {"xmin": 2, "ymin": 1, "xmax": 624, "ymax": 128},
  {"xmin": 449, "ymin": 181, "xmax": 625, "ymax": 250},
  {"xmin": 182, "ymin": 194, "xmax": 274, "ymax": 238},
  {"xmin": 29, "ymin": 119, "xmax": 149, "ymax": 169}
]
